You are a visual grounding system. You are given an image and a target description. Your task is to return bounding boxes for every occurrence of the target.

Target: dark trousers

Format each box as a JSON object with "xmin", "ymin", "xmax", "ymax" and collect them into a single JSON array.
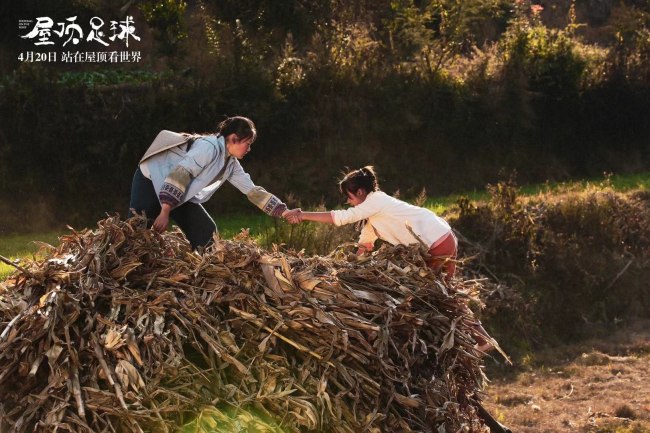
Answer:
[{"xmin": 128, "ymin": 167, "xmax": 217, "ymax": 250}]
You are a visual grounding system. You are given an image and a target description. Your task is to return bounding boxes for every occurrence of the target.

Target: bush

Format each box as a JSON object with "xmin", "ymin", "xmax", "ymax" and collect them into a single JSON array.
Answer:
[
  {"xmin": 500, "ymin": 20, "xmax": 588, "ymax": 99},
  {"xmin": 454, "ymin": 180, "xmax": 650, "ymax": 348}
]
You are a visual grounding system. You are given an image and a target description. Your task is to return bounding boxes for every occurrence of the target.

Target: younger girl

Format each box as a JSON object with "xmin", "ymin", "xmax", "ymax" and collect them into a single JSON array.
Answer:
[
  {"xmin": 285, "ymin": 166, "xmax": 458, "ymax": 278},
  {"xmin": 285, "ymin": 166, "xmax": 496, "ymax": 353}
]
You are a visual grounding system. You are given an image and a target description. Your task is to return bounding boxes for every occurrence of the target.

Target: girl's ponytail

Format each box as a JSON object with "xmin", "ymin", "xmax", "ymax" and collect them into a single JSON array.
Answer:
[{"xmin": 339, "ymin": 165, "xmax": 380, "ymax": 195}]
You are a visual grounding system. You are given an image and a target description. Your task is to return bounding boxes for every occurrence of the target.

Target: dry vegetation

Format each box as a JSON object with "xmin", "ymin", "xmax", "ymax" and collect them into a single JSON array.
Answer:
[
  {"xmin": 454, "ymin": 182, "xmax": 650, "ymax": 348},
  {"xmin": 0, "ymin": 215, "xmax": 506, "ymax": 433}
]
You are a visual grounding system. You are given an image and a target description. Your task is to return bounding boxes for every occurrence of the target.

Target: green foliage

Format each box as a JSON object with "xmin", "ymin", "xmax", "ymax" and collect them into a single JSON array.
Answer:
[
  {"xmin": 208, "ymin": 0, "xmax": 332, "ymax": 47},
  {"xmin": 610, "ymin": 4, "xmax": 650, "ymax": 84},
  {"xmin": 501, "ymin": 19, "xmax": 587, "ymax": 98},
  {"xmin": 180, "ymin": 406, "xmax": 286, "ymax": 433},
  {"xmin": 140, "ymin": 0, "xmax": 188, "ymax": 57},
  {"xmin": 325, "ymin": 21, "xmax": 383, "ymax": 82},
  {"xmin": 57, "ymin": 70, "xmax": 170, "ymax": 87},
  {"xmin": 388, "ymin": 0, "xmax": 439, "ymax": 60},
  {"xmin": 388, "ymin": 0, "xmax": 510, "ymax": 76}
]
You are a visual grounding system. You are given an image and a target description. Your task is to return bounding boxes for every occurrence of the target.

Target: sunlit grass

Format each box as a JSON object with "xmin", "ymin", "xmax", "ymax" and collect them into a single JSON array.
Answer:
[
  {"xmin": 180, "ymin": 406, "xmax": 287, "ymax": 433},
  {"xmin": 0, "ymin": 232, "xmax": 62, "ymax": 279},
  {"xmin": 423, "ymin": 171, "xmax": 650, "ymax": 214},
  {"xmin": 216, "ymin": 213, "xmax": 269, "ymax": 239},
  {"xmin": 524, "ymin": 172, "xmax": 650, "ymax": 194}
]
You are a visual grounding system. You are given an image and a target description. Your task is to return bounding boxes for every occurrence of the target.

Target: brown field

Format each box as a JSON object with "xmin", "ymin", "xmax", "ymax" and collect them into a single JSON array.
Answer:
[{"xmin": 483, "ymin": 320, "xmax": 650, "ymax": 433}]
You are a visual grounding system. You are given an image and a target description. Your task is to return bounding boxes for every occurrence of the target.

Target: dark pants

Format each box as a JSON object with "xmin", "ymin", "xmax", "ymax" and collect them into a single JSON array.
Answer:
[{"xmin": 128, "ymin": 167, "xmax": 217, "ymax": 250}]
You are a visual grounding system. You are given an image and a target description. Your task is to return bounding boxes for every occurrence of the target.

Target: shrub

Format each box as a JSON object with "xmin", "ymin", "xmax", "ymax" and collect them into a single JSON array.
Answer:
[
  {"xmin": 139, "ymin": 0, "xmax": 188, "ymax": 57},
  {"xmin": 500, "ymin": 21, "xmax": 587, "ymax": 99},
  {"xmin": 454, "ymin": 180, "xmax": 650, "ymax": 348}
]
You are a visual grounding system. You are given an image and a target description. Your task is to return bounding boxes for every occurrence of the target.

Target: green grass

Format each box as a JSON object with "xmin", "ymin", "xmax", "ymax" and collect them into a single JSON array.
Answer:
[
  {"xmin": 518, "ymin": 171, "xmax": 650, "ymax": 194},
  {"xmin": 58, "ymin": 70, "xmax": 172, "ymax": 87},
  {"xmin": 0, "ymin": 232, "xmax": 62, "ymax": 279},
  {"xmin": 423, "ymin": 171, "xmax": 650, "ymax": 213},
  {"xmin": 215, "ymin": 213, "xmax": 270, "ymax": 238}
]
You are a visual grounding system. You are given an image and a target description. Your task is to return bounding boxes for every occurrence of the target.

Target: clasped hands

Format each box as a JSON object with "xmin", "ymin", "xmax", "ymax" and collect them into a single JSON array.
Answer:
[{"xmin": 282, "ymin": 208, "xmax": 302, "ymax": 224}]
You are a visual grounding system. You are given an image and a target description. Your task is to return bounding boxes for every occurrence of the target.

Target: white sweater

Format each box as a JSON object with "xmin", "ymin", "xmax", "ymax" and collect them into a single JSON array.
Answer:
[
  {"xmin": 331, "ymin": 191, "xmax": 451, "ymax": 247},
  {"xmin": 140, "ymin": 135, "xmax": 257, "ymax": 204}
]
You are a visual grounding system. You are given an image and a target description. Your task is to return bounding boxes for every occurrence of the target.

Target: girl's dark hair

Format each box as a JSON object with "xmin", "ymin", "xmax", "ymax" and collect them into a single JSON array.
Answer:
[
  {"xmin": 339, "ymin": 166, "xmax": 380, "ymax": 196},
  {"xmin": 217, "ymin": 116, "xmax": 257, "ymax": 143}
]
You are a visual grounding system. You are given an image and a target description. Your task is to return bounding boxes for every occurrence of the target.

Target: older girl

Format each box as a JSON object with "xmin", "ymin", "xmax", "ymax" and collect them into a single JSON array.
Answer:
[{"xmin": 129, "ymin": 116, "xmax": 287, "ymax": 249}]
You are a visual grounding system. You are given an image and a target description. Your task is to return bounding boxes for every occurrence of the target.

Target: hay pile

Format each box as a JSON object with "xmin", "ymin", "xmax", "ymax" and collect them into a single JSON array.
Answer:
[{"xmin": 0, "ymin": 216, "xmax": 503, "ymax": 433}]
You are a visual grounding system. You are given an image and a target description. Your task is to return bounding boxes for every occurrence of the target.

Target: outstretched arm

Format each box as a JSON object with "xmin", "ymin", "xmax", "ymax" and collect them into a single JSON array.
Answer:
[
  {"xmin": 301, "ymin": 211, "xmax": 334, "ymax": 224},
  {"xmin": 228, "ymin": 160, "xmax": 287, "ymax": 217},
  {"xmin": 285, "ymin": 209, "xmax": 334, "ymax": 224},
  {"xmin": 285, "ymin": 209, "xmax": 375, "ymax": 255}
]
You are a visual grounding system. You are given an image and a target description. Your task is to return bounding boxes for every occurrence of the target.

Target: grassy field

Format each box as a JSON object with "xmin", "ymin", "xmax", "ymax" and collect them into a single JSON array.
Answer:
[
  {"xmin": 423, "ymin": 171, "xmax": 650, "ymax": 214},
  {"xmin": 2, "ymin": 172, "xmax": 648, "ymax": 279}
]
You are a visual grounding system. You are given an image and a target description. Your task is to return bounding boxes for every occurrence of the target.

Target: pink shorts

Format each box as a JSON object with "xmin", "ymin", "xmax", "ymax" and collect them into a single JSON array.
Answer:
[{"xmin": 427, "ymin": 231, "xmax": 458, "ymax": 278}]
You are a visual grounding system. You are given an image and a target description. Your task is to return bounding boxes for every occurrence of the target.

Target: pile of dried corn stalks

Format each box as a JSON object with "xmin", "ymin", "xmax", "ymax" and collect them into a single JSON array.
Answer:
[{"xmin": 0, "ymin": 215, "xmax": 504, "ymax": 433}]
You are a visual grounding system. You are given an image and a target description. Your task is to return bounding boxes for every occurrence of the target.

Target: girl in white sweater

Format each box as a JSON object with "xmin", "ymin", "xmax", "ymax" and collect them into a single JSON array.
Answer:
[
  {"xmin": 285, "ymin": 166, "xmax": 458, "ymax": 278},
  {"xmin": 285, "ymin": 166, "xmax": 498, "ymax": 353}
]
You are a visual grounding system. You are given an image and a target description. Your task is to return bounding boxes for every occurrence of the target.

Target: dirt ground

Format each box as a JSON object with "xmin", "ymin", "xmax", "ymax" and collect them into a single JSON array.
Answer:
[{"xmin": 482, "ymin": 320, "xmax": 650, "ymax": 433}]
